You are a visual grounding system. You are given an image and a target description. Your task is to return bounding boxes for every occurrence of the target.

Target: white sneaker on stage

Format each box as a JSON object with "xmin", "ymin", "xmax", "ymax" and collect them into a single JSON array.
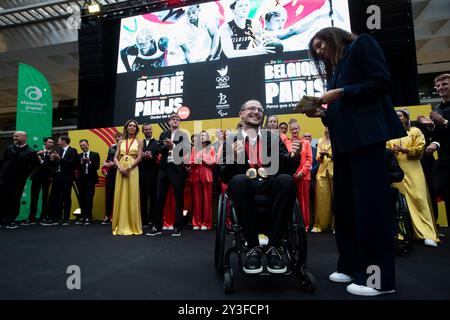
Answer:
[
  {"xmin": 329, "ymin": 272, "xmax": 354, "ymax": 283},
  {"xmin": 346, "ymin": 283, "xmax": 395, "ymax": 296},
  {"xmin": 424, "ymin": 239, "xmax": 438, "ymax": 247}
]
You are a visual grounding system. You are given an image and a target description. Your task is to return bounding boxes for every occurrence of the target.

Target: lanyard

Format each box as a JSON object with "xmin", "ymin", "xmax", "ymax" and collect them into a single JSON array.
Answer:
[{"xmin": 125, "ymin": 138, "xmax": 135, "ymax": 155}]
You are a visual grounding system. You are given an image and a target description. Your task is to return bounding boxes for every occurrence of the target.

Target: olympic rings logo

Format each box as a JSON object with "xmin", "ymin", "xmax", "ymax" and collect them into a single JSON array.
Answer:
[{"xmin": 216, "ymin": 76, "xmax": 230, "ymax": 84}]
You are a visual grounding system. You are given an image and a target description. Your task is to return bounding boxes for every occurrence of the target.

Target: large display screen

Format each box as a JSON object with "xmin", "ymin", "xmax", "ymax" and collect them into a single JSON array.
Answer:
[{"xmin": 114, "ymin": 0, "xmax": 351, "ymax": 124}]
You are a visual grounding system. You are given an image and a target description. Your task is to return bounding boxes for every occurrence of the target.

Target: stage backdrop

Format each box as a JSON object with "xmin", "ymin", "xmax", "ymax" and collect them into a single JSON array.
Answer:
[
  {"xmin": 114, "ymin": 0, "xmax": 351, "ymax": 124},
  {"xmin": 68, "ymin": 105, "xmax": 447, "ymax": 227}
]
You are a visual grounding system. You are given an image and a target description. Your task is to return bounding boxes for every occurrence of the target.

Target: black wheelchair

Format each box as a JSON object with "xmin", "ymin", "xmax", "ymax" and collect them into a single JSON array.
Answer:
[
  {"xmin": 392, "ymin": 187, "xmax": 414, "ymax": 256},
  {"xmin": 214, "ymin": 191, "xmax": 316, "ymax": 294}
]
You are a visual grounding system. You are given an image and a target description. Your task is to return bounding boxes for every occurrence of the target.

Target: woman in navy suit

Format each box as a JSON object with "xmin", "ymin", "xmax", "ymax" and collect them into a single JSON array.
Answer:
[{"xmin": 306, "ymin": 27, "xmax": 405, "ymax": 296}]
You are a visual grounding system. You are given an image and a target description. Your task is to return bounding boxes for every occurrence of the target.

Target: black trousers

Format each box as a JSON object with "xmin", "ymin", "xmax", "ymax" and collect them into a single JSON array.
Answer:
[
  {"xmin": 29, "ymin": 179, "xmax": 51, "ymax": 221},
  {"xmin": 76, "ymin": 176, "xmax": 96, "ymax": 221},
  {"xmin": 139, "ymin": 169, "xmax": 159, "ymax": 226},
  {"xmin": 49, "ymin": 178, "xmax": 73, "ymax": 222},
  {"xmin": 333, "ymin": 142, "xmax": 395, "ymax": 291},
  {"xmin": 0, "ymin": 180, "xmax": 26, "ymax": 225},
  {"xmin": 154, "ymin": 165, "xmax": 186, "ymax": 229},
  {"xmin": 227, "ymin": 174, "xmax": 297, "ymax": 248},
  {"xmin": 421, "ymin": 156, "xmax": 439, "ymax": 221},
  {"xmin": 433, "ymin": 158, "xmax": 450, "ymax": 228},
  {"xmin": 104, "ymin": 169, "xmax": 117, "ymax": 219}
]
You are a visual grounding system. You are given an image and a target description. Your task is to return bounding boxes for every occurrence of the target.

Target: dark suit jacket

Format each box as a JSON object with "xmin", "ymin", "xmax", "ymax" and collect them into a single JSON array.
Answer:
[
  {"xmin": 53, "ymin": 146, "xmax": 79, "ymax": 183},
  {"xmin": 0, "ymin": 144, "xmax": 39, "ymax": 184},
  {"xmin": 323, "ymin": 33, "xmax": 406, "ymax": 155},
  {"xmin": 78, "ymin": 151, "xmax": 100, "ymax": 183},
  {"xmin": 156, "ymin": 130, "xmax": 189, "ymax": 172},
  {"xmin": 431, "ymin": 101, "xmax": 450, "ymax": 159},
  {"xmin": 105, "ymin": 144, "xmax": 118, "ymax": 177},
  {"xmin": 219, "ymin": 129, "xmax": 300, "ymax": 184},
  {"xmin": 30, "ymin": 149, "xmax": 54, "ymax": 183},
  {"xmin": 139, "ymin": 138, "xmax": 159, "ymax": 173}
]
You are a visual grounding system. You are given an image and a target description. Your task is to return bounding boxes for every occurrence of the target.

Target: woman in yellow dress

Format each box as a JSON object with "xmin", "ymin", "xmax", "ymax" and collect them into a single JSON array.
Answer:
[
  {"xmin": 112, "ymin": 119, "xmax": 144, "ymax": 235},
  {"xmin": 387, "ymin": 109, "xmax": 439, "ymax": 247},
  {"xmin": 312, "ymin": 127, "xmax": 334, "ymax": 233}
]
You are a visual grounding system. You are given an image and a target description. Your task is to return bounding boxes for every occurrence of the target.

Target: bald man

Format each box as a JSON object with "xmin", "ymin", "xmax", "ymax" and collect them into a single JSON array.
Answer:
[{"xmin": 0, "ymin": 131, "xmax": 39, "ymax": 229}]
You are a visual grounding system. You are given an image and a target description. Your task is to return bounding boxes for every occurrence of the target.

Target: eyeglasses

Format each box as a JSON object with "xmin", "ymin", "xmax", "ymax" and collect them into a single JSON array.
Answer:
[{"xmin": 242, "ymin": 106, "xmax": 264, "ymax": 113}]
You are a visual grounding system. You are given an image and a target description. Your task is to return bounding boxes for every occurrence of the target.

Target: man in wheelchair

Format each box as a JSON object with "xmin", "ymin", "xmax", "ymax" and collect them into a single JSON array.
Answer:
[{"xmin": 219, "ymin": 100, "xmax": 301, "ymax": 274}]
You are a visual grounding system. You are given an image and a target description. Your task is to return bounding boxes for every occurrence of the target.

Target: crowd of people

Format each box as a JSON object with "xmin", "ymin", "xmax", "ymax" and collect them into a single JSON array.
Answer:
[{"xmin": 1, "ymin": 26, "xmax": 449, "ymax": 297}]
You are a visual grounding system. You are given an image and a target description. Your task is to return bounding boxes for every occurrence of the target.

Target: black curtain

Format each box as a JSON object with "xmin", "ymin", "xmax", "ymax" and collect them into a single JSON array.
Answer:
[
  {"xmin": 348, "ymin": 0, "xmax": 419, "ymax": 107},
  {"xmin": 77, "ymin": 17, "xmax": 120, "ymax": 129}
]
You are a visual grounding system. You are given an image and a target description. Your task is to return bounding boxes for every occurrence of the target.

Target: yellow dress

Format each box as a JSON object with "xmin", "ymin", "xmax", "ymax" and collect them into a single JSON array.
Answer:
[
  {"xmin": 387, "ymin": 127, "xmax": 438, "ymax": 242},
  {"xmin": 314, "ymin": 138, "xmax": 334, "ymax": 232},
  {"xmin": 112, "ymin": 139, "xmax": 142, "ymax": 235}
]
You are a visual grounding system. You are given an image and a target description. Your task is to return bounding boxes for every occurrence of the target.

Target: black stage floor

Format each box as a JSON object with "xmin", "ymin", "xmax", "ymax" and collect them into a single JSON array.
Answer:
[{"xmin": 0, "ymin": 224, "xmax": 449, "ymax": 300}]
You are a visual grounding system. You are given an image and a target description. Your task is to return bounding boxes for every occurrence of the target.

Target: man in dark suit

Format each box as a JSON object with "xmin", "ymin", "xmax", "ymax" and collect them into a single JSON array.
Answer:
[
  {"xmin": 76, "ymin": 139, "xmax": 100, "ymax": 225},
  {"xmin": 429, "ymin": 73, "xmax": 450, "ymax": 231},
  {"xmin": 307, "ymin": 27, "xmax": 406, "ymax": 296},
  {"xmin": 220, "ymin": 100, "xmax": 301, "ymax": 274},
  {"xmin": 146, "ymin": 113, "xmax": 190, "ymax": 237},
  {"xmin": 139, "ymin": 123, "xmax": 159, "ymax": 228},
  {"xmin": 24, "ymin": 137, "xmax": 55, "ymax": 224},
  {"xmin": 102, "ymin": 132, "xmax": 122, "ymax": 224},
  {"xmin": 43, "ymin": 135, "xmax": 79, "ymax": 226},
  {"xmin": 0, "ymin": 131, "xmax": 40, "ymax": 229}
]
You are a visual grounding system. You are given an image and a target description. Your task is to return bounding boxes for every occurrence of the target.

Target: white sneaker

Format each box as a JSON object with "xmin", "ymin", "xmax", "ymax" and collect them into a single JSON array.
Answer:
[
  {"xmin": 193, "ymin": 226, "xmax": 199, "ymax": 230},
  {"xmin": 168, "ymin": 226, "xmax": 174, "ymax": 231},
  {"xmin": 162, "ymin": 226, "xmax": 169, "ymax": 230},
  {"xmin": 424, "ymin": 239, "xmax": 438, "ymax": 247},
  {"xmin": 311, "ymin": 227, "xmax": 321, "ymax": 233},
  {"xmin": 346, "ymin": 283, "xmax": 395, "ymax": 296},
  {"xmin": 329, "ymin": 272, "xmax": 354, "ymax": 283},
  {"xmin": 200, "ymin": 226, "xmax": 208, "ymax": 231}
]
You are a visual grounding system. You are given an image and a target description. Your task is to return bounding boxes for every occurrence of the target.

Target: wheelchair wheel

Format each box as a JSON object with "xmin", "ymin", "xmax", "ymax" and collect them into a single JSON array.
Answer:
[
  {"xmin": 299, "ymin": 270, "xmax": 316, "ymax": 294},
  {"xmin": 287, "ymin": 200, "xmax": 307, "ymax": 267},
  {"xmin": 224, "ymin": 269, "xmax": 234, "ymax": 294},
  {"xmin": 398, "ymin": 245, "xmax": 409, "ymax": 257},
  {"xmin": 214, "ymin": 193, "xmax": 227, "ymax": 273}
]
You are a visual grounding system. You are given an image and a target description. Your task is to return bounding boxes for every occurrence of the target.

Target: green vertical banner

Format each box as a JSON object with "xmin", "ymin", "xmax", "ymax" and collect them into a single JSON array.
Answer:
[{"xmin": 15, "ymin": 63, "xmax": 53, "ymax": 220}]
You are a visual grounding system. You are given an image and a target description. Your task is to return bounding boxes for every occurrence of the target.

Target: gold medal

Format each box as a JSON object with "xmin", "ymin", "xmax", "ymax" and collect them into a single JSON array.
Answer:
[
  {"xmin": 257, "ymin": 167, "xmax": 267, "ymax": 179},
  {"xmin": 246, "ymin": 168, "xmax": 257, "ymax": 179}
]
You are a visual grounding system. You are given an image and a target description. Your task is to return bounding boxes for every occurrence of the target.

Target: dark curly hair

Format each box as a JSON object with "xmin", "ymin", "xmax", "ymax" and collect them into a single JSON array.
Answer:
[{"xmin": 308, "ymin": 27, "xmax": 356, "ymax": 82}]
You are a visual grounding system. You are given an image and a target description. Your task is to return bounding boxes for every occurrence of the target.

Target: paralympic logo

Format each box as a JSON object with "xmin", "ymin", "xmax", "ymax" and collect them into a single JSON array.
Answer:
[{"xmin": 25, "ymin": 86, "xmax": 43, "ymax": 101}]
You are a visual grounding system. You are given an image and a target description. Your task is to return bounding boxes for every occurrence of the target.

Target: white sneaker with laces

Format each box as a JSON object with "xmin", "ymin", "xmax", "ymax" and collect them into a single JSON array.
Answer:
[
  {"xmin": 329, "ymin": 272, "xmax": 354, "ymax": 283},
  {"xmin": 424, "ymin": 239, "xmax": 438, "ymax": 247},
  {"xmin": 346, "ymin": 283, "xmax": 395, "ymax": 296}
]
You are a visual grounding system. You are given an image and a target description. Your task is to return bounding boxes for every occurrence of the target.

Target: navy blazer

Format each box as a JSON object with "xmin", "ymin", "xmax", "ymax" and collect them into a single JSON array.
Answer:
[
  {"xmin": 0, "ymin": 144, "xmax": 39, "ymax": 184},
  {"xmin": 52, "ymin": 146, "xmax": 79, "ymax": 182},
  {"xmin": 139, "ymin": 137, "xmax": 159, "ymax": 172},
  {"xmin": 323, "ymin": 33, "xmax": 406, "ymax": 154},
  {"xmin": 78, "ymin": 151, "xmax": 100, "ymax": 183},
  {"xmin": 156, "ymin": 130, "xmax": 189, "ymax": 171}
]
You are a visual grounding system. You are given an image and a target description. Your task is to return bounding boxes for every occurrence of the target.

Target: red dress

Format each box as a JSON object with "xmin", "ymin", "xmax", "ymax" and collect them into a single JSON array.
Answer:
[
  {"xmin": 292, "ymin": 138, "xmax": 312, "ymax": 228},
  {"xmin": 190, "ymin": 145, "xmax": 216, "ymax": 230}
]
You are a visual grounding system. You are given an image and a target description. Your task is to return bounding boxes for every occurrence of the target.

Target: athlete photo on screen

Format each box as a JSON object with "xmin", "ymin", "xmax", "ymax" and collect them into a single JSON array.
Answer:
[
  {"xmin": 262, "ymin": 1, "xmax": 346, "ymax": 52},
  {"xmin": 172, "ymin": 4, "xmax": 220, "ymax": 64},
  {"xmin": 120, "ymin": 28, "xmax": 169, "ymax": 72},
  {"xmin": 216, "ymin": 0, "xmax": 274, "ymax": 59}
]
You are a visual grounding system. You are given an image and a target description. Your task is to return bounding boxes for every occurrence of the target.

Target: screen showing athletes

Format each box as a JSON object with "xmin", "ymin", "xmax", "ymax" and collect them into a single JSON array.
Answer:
[{"xmin": 116, "ymin": 0, "xmax": 351, "ymax": 74}]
